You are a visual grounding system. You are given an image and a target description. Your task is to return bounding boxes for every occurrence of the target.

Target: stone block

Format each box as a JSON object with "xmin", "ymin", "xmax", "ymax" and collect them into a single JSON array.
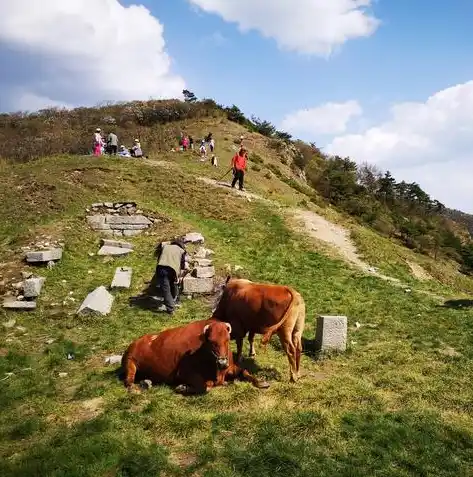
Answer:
[
  {"xmin": 77, "ymin": 286, "xmax": 114, "ymax": 316},
  {"xmin": 123, "ymin": 229, "xmax": 143, "ymax": 237},
  {"xmin": 26, "ymin": 248, "xmax": 63, "ymax": 263},
  {"xmin": 184, "ymin": 232, "xmax": 205, "ymax": 244},
  {"xmin": 23, "ymin": 277, "xmax": 45, "ymax": 298},
  {"xmin": 105, "ymin": 355, "xmax": 122, "ymax": 364},
  {"xmin": 3, "ymin": 300, "xmax": 37, "ymax": 310},
  {"xmin": 105, "ymin": 215, "xmax": 152, "ymax": 226},
  {"xmin": 193, "ymin": 266, "xmax": 215, "ymax": 278},
  {"xmin": 182, "ymin": 277, "xmax": 214, "ymax": 294},
  {"xmin": 111, "ymin": 267, "xmax": 132, "ymax": 289},
  {"xmin": 104, "ymin": 202, "xmax": 114, "ymax": 208},
  {"xmin": 100, "ymin": 239, "xmax": 133, "ymax": 249},
  {"xmin": 91, "ymin": 203, "xmax": 103, "ymax": 208},
  {"xmin": 194, "ymin": 247, "xmax": 215, "ymax": 259},
  {"xmin": 315, "ymin": 315, "xmax": 347, "ymax": 352},
  {"xmin": 109, "ymin": 224, "xmax": 149, "ymax": 230},
  {"xmin": 86, "ymin": 215, "xmax": 106, "ymax": 229},
  {"xmin": 193, "ymin": 258, "xmax": 213, "ymax": 267},
  {"xmin": 98, "ymin": 246, "xmax": 132, "ymax": 256}
]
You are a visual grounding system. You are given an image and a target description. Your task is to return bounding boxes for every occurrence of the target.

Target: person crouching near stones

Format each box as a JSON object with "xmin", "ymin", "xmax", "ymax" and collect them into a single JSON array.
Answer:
[
  {"xmin": 231, "ymin": 147, "xmax": 247, "ymax": 191},
  {"xmin": 155, "ymin": 238, "xmax": 189, "ymax": 315}
]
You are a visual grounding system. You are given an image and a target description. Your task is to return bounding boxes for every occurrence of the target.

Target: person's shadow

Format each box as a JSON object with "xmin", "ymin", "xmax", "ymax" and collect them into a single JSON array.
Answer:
[{"xmin": 128, "ymin": 270, "xmax": 165, "ymax": 312}]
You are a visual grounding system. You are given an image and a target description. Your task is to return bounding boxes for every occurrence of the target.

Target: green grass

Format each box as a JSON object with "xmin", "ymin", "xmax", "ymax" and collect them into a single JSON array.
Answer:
[{"xmin": 1, "ymin": 156, "xmax": 473, "ymax": 476}]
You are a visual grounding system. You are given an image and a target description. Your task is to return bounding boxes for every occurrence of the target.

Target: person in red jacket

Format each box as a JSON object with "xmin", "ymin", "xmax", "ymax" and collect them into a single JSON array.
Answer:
[{"xmin": 231, "ymin": 148, "xmax": 247, "ymax": 191}]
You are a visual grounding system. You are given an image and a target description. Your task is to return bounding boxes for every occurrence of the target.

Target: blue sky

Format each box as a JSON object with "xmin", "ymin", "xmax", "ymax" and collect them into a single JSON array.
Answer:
[{"xmin": 1, "ymin": 1, "xmax": 473, "ymax": 211}]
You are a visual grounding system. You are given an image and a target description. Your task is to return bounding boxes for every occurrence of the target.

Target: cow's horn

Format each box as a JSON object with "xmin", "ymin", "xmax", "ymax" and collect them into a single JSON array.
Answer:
[
  {"xmin": 224, "ymin": 322, "xmax": 232, "ymax": 334},
  {"xmin": 203, "ymin": 324, "xmax": 210, "ymax": 336}
]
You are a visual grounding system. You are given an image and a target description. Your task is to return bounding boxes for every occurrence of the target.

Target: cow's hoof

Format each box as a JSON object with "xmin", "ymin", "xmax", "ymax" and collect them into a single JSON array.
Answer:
[
  {"xmin": 127, "ymin": 385, "xmax": 141, "ymax": 394},
  {"xmin": 175, "ymin": 384, "xmax": 188, "ymax": 394},
  {"xmin": 256, "ymin": 380, "xmax": 270, "ymax": 389}
]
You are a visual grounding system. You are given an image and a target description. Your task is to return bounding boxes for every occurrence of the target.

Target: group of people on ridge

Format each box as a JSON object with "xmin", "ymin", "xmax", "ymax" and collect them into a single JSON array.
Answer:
[{"xmin": 93, "ymin": 128, "xmax": 143, "ymax": 158}]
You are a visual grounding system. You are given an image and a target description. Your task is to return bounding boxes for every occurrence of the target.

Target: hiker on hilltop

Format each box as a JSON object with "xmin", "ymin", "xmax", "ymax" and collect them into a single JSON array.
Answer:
[
  {"xmin": 155, "ymin": 238, "xmax": 189, "ymax": 315},
  {"xmin": 107, "ymin": 131, "xmax": 118, "ymax": 155},
  {"xmin": 231, "ymin": 147, "xmax": 247, "ymax": 191},
  {"xmin": 93, "ymin": 128, "xmax": 103, "ymax": 156}
]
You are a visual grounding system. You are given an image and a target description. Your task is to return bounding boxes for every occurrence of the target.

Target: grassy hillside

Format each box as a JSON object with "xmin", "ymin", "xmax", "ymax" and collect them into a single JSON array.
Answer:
[{"xmin": 1, "ymin": 151, "xmax": 473, "ymax": 476}]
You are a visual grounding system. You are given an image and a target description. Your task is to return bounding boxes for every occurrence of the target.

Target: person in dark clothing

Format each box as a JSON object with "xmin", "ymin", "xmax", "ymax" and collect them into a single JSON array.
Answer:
[
  {"xmin": 155, "ymin": 238, "xmax": 188, "ymax": 314},
  {"xmin": 231, "ymin": 148, "xmax": 247, "ymax": 191}
]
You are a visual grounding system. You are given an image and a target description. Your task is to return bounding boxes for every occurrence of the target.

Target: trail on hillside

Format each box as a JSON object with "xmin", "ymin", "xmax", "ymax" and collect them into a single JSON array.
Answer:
[{"xmin": 197, "ymin": 176, "xmax": 445, "ymax": 301}]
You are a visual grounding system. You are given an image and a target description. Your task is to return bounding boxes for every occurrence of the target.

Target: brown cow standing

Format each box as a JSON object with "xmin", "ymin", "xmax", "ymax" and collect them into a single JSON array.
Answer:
[
  {"xmin": 122, "ymin": 319, "xmax": 269, "ymax": 394},
  {"xmin": 212, "ymin": 277, "xmax": 306, "ymax": 382}
]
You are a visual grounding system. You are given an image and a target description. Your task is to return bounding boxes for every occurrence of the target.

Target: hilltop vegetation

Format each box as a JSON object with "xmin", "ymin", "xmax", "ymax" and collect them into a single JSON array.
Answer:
[{"xmin": 2, "ymin": 93, "xmax": 473, "ymax": 275}]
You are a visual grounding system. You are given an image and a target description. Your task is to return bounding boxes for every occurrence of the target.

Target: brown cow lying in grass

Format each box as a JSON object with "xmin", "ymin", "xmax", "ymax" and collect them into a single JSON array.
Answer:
[{"xmin": 122, "ymin": 319, "xmax": 270, "ymax": 394}]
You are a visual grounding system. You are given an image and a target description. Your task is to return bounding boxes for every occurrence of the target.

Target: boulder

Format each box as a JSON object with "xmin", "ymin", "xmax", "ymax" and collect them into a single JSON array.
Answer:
[
  {"xmin": 182, "ymin": 277, "xmax": 214, "ymax": 294},
  {"xmin": 97, "ymin": 246, "xmax": 133, "ymax": 256},
  {"xmin": 111, "ymin": 267, "xmax": 132, "ymax": 289},
  {"xmin": 26, "ymin": 248, "xmax": 63, "ymax": 263},
  {"xmin": 184, "ymin": 232, "xmax": 205, "ymax": 244},
  {"xmin": 77, "ymin": 286, "xmax": 114, "ymax": 316},
  {"xmin": 23, "ymin": 277, "xmax": 45, "ymax": 298},
  {"xmin": 104, "ymin": 355, "xmax": 123, "ymax": 365},
  {"xmin": 100, "ymin": 239, "xmax": 133, "ymax": 250},
  {"xmin": 315, "ymin": 315, "xmax": 347, "ymax": 352},
  {"xmin": 193, "ymin": 266, "xmax": 215, "ymax": 278}
]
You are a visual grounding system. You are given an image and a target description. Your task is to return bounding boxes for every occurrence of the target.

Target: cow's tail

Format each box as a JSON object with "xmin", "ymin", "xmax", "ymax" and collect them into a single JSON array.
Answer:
[
  {"xmin": 121, "ymin": 348, "xmax": 138, "ymax": 388},
  {"xmin": 260, "ymin": 287, "xmax": 297, "ymax": 346}
]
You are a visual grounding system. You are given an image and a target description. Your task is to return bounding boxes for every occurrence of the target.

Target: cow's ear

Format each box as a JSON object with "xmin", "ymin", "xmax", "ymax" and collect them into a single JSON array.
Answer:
[
  {"xmin": 224, "ymin": 322, "xmax": 232, "ymax": 334},
  {"xmin": 202, "ymin": 324, "xmax": 210, "ymax": 338}
]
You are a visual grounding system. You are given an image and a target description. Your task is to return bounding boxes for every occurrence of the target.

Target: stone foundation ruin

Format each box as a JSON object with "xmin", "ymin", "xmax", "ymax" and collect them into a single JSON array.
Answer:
[{"xmin": 86, "ymin": 202, "xmax": 166, "ymax": 237}]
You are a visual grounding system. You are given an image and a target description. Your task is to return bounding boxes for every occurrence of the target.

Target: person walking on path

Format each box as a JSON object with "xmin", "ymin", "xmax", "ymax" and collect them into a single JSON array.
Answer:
[
  {"xmin": 107, "ymin": 131, "xmax": 118, "ymax": 155},
  {"xmin": 155, "ymin": 238, "xmax": 188, "ymax": 315},
  {"xmin": 231, "ymin": 147, "xmax": 247, "ymax": 191},
  {"xmin": 93, "ymin": 128, "xmax": 103, "ymax": 156}
]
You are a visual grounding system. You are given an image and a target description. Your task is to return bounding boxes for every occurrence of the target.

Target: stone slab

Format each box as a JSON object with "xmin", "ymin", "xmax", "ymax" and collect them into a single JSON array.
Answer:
[
  {"xmin": 315, "ymin": 315, "xmax": 347, "ymax": 352},
  {"xmin": 100, "ymin": 239, "xmax": 133, "ymax": 249},
  {"xmin": 123, "ymin": 230, "xmax": 143, "ymax": 237},
  {"xmin": 87, "ymin": 215, "xmax": 106, "ymax": 228},
  {"xmin": 105, "ymin": 215, "xmax": 152, "ymax": 225},
  {"xmin": 193, "ymin": 266, "xmax": 215, "ymax": 278},
  {"xmin": 3, "ymin": 300, "xmax": 37, "ymax": 310},
  {"xmin": 193, "ymin": 258, "xmax": 213, "ymax": 267},
  {"xmin": 105, "ymin": 355, "xmax": 122, "ymax": 365},
  {"xmin": 111, "ymin": 267, "xmax": 132, "ymax": 289},
  {"xmin": 109, "ymin": 224, "xmax": 149, "ymax": 230},
  {"xmin": 77, "ymin": 286, "xmax": 114, "ymax": 316},
  {"xmin": 184, "ymin": 232, "xmax": 205, "ymax": 244},
  {"xmin": 194, "ymin": 247, "xmax": 215, "ymax": 259},
  {"xmin": 182, "ymin": 277, "xmax": 214, "ymax": 294},
  {"xmin": 26, "ymin": 248, "xmax": 63, "ymax": 263},
  {"xmin": 23, "ymin": 277, "xmax": 46, "ymax": 298},
  {"xmin": 97, "ymin": 246, "xmax": 132, "ymax": 256}
]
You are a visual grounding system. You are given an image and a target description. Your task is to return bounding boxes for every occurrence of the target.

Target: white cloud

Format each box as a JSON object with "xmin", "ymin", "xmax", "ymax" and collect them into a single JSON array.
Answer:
[
  {"xmin": 0, "ymin": 0, "xmax": 185, "ymax": 111},
  {"xmin": 281, "ymin": 101, "xmax": 362, "ymax": 137},
  {"xmin": 326, "ymin": 81, "xmax": 473, "ymax": 212},
  {"xmin": 188, "ymin": 0, "xmax": 380, "ymax": 56}
]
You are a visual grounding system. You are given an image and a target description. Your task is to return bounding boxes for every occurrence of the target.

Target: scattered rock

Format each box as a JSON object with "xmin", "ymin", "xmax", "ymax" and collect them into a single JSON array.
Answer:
[
  {"xmin": 23, "ymin": 277, "xmax": 45, "ymax": 298},
  {"xmin": 21, "ymin": 271, "xmax": 33, "ymax": 279},
  {"xmin": 13, "ymin": 282, "xmax": 24, "ymax": 291},
  {"xmin": 45, "ymin": 338, "xmax": 56, "ymax": 345},
  {"xmin": 3, "ymin": 319, "xmax": 16, "ymax": 329},
  {"xmin": 234, "ymin": 265, "xmax": 243, "ymax": 272},
  {"xmin": 26, "ymin": 248, "xmax": 63, "ymax": 263},
  {"xmin": 97, "ymin": 246, "xmax": 133, "ymax": 257},
  {"xmin": 58, "ymin": 372, "xmax": 68, "ymax": 378},
  {"xmin": 194, "ymin": 247, "xmax": 214, "ymax": 259},
  {"xmin": 16, "ymin": 326, "xmax": 26, "ymax": 332},
  {"xmin": 439, "ymin": 347, "xmax": 462, "ymax": 358},
  {"xmin": 3, "ymin": 300, "xmax": 36, "ymax": 311},
  {"xmin": 404, "ymin": 288, "xmax": 412, "ymax": 293},
  {"xmin": 111, "ymin": 267, "xmax": 133, "ymax": 289},
  {"xmin": 77, "ymin": 286, "xmax": 114, "ymax": 316},
  {"xmin": 104, "ymin": 355, "xmax": 122, "ymax": 365},
  {"xmin": 140, "ymin": 379, "xmax": 153, "ymax": 390},
  {"xmin": 184, "ymin": 232, "xmax": 205, "ymax": 244}
]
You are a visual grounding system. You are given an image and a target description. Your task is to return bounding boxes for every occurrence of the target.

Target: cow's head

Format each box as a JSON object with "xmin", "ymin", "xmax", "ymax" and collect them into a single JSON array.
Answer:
[{"xmin": 202, "ymin": 321, "xmax": 232, "ymax": 370}]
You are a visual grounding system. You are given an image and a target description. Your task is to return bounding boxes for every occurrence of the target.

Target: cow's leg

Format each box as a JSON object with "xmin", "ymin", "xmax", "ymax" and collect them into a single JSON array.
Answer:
[
  {"xmin": 227, "ymin": 364, "xmax": 270, "ymax": 389},
  {"xmin": 236, "ymin": 336, "xmax": 244, "ymax": 363},
  {"xmin": 124, "ymin": 359, "xmax": 140, "ymax": 393},
  {"xmin": 277, "ymin": 330, "xmax": 298, "ymax": 383},
  {"xmin": 248, "ymin": 331, "xmax": 256, "ymax": 358},
  {"xmin": 293, "ymin": 329, "xmax": 303, "ymax": 378}
]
